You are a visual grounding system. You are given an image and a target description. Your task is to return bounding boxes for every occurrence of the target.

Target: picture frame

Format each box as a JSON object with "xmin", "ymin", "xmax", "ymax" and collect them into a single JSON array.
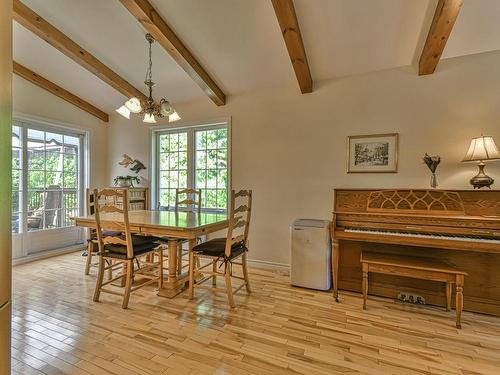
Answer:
[{"xmin": 347, "ymin": 133, "xmax": 398, "ymax": 173}]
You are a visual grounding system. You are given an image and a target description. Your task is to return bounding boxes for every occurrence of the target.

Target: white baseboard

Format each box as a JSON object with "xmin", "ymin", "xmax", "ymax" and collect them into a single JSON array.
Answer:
[
  {"xmin": 12, "ymin": 244, "xmax": 85, "ymax": 266},
  {"xmin": 247, "ymin": 258, "xmax": 290, "ymax": 272}
]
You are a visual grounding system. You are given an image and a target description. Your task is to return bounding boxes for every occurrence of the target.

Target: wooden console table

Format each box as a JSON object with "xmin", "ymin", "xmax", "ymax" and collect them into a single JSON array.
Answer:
[{"xmin": 360, "ymin": 251, "xmax": 467, "ymax": 328}]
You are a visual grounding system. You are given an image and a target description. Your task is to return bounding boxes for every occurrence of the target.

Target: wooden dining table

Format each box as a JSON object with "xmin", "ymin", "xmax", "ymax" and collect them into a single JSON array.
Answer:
[{"xmin": 72, "ymin": 210, "xmax": 228, "ymax": 297}]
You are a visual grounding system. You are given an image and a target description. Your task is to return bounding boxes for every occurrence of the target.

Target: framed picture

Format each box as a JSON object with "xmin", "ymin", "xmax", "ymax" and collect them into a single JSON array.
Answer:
[{"xmin": 347, "ymin": 133, "xmax": 398, "ymax": 173}]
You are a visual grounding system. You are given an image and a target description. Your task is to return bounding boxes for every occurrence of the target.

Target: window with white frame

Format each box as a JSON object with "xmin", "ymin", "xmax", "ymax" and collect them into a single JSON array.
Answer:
[
  {"xmin": 155, "ymin": 123, "xmax": 229, "ymax": 211},
  {"xmin": 11, "ymin": 121, "xmax": 84, "ymax": 234}
]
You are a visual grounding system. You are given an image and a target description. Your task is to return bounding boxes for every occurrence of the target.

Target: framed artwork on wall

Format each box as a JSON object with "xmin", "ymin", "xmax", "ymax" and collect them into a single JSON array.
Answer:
[{"xmin": 347, "ymin": 133, "xmax": 398, "ymax": 173}]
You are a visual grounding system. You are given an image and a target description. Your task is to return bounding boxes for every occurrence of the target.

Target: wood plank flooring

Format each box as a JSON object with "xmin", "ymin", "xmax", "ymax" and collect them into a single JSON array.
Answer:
[{"xmin": 11, "ymin": 252, "xmax": 500, "ymax": 375}]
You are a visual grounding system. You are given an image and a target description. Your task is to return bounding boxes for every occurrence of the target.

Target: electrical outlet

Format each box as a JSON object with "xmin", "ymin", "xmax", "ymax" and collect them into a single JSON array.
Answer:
[{"xmin": 397, "ymin": 292, "xmax": 425, "ymax": 305}]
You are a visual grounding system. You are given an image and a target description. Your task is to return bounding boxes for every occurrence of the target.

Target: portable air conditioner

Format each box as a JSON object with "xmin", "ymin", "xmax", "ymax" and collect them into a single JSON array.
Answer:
[{"xmin": 291, "ymin": 219, "xmax": 332, "ymax": 290}]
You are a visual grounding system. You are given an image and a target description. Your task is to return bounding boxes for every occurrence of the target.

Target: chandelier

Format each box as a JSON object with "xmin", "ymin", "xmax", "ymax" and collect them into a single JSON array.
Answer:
[{"xmin": 116, "ymin": 33, "xmax": 180, "ymax": 124}]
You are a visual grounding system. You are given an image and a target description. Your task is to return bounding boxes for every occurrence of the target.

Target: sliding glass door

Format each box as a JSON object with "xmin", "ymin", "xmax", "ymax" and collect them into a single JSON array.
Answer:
[{"xmin": 12, "ymin": 120, "xmax": 86, "ymax": 258}]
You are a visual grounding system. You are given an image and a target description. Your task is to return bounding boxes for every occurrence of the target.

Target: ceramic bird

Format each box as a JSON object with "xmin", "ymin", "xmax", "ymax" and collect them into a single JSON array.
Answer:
[
  {"xmin": 130, "ymin": 159, "xmax": 147, "ymax": 173},
  {"xmin": 119, "ymin": 154, "xmax": 134, "ymax": 168}
]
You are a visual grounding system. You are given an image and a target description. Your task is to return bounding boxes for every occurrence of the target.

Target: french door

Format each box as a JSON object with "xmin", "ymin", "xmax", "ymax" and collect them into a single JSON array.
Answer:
[{"xmin": 12, "ymin": 119, "xmax": 86, "ymax": 258}]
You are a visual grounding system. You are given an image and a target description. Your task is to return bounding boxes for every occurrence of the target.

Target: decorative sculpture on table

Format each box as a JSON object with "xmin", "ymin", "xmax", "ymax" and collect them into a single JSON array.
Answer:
[
  {"xmin": 423, "ymin": 153, "xmax": 441, "ymax": 188},
  {"xmin": 119, "ymin": 154, "xmax": 147, "ymax": 173},
  {"xmin": 115, "ymin": 154, "xmax": 147, "ymax": 187}
]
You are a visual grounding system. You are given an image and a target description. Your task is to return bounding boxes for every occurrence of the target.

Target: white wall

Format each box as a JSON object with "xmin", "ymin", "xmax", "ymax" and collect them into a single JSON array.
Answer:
[
  {"xmin": 107, "ymin": 51, "xmax": 500, "ymax": 266},
  {"xmin": 13, "ymin": 75, "xmax": 109, "ymax": 188}
]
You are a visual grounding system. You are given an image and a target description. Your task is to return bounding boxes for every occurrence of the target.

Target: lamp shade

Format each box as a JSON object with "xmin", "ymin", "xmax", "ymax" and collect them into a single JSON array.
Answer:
[
  {"xmin": 462, "ymin": 135, "xmax": 500, "ymax": 162},
  {"xmin": 143, "ymin": 113, "xmax": 156, "ymax": 124},
  {"xmin": 115, "ymin": 105, "xmax": 130, "ymax": 119},
  {"xmin": 125, "ymin": 97, "xmax": 142, "ymax": 114},
  {"xmin": 168, "ymin": 111, "xmax": 181, "ymax": 123}
]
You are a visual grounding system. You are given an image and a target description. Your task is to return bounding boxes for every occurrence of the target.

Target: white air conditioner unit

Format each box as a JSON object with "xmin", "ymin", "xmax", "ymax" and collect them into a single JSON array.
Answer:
[{"xmin": 291, "ymin": 219, "xmax": 332, "ymax": 291}]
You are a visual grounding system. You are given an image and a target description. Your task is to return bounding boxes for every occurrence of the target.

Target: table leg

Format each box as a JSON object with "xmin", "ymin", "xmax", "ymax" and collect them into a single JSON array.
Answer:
[
  {"xmin": 455, "ymin": 274, "xmax": 464, "ymax": 329},
  {"xmin": 157, "ymin": 239, "xmax": 184, "ymax": 298},
  {"xmin": 446, "ymin": 282, "xmax": 452, "ymax": 312},
  {"xmin": 332, "ymin": 240, "xmax": 339, "ymax": 302},
  {"xmin": 167, "ymin": 239, "xmax": 177, "ymax": 284}
]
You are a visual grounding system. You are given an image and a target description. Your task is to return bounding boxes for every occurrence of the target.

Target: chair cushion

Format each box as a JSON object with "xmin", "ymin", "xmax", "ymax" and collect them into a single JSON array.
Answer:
[
  {"xmin": 104, "ymin": 234, "xmax": 160, "ymax": 259},
  {"xmin": 192, "ymin": 238, "xmax": 247, "ymax": 258}
]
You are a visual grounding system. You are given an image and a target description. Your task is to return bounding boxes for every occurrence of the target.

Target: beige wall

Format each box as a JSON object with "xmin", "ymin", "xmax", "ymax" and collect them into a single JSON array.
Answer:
[
  {"xmin": 13, "ymin": 75, "xmax": 109, "ymax": 188},
  {"xmin": 0, "ymin": 0, "xmax": 12, "ymax": 371},
  {"xmin": 107, "ymin": 51, "xmax": 500, "ymax": 265}
]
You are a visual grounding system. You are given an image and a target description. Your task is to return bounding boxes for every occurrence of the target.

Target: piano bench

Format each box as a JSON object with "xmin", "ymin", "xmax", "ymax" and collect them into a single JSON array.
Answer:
[{"xmin": 360, "ymin": 251, "xmax": 468, "ymax": 329}]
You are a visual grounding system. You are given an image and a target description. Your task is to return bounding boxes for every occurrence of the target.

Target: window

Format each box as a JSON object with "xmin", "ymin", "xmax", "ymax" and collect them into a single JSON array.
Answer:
[
  {"xmin": 155, "ymin": 123, "xmax": 229, "ymax": 211},
  {"xmin": 12, "ymin": 121, "xmax": 84, "ymax": 233}
]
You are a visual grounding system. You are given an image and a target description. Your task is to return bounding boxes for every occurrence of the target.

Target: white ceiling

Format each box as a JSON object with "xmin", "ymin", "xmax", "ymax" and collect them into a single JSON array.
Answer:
[{"xmin": 13, "ymin": 0, "xmax": 500, "ymax": 115}]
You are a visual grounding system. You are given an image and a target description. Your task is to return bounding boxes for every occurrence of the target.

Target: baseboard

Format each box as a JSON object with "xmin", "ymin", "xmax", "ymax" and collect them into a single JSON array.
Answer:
[
  {"xmin": 248, "ymin": 258, "xmax": 290, "ymax": 272},
  {"xmin": 12, "ymin": 244, "xmax": 85, "ymax": 266}
]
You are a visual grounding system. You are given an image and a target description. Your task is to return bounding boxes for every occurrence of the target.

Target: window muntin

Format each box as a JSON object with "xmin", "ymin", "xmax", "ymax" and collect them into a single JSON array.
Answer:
[
  {"xmin": 12, "ymin": 126, "xmax": 22, "ymax": 234},
  {"xmin": 156, "ymin": 124, "xmax": 228, "ymax": 212}
]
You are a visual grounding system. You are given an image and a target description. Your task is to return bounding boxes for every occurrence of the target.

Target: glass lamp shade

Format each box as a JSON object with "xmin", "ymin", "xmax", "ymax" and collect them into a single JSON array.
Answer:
[
  {"xmin": 115, "ymin": 105, "xmax": 131, "ymax": 119},
  {"xmin": 462, "ymin": 135, "xmax": 500, "ymax": 162},
  {"xmin": 168, "ymin": 111, "xmax": 181, "ymax": 123},
  {"xmin": 125, "ymin": 97, "xmax": 142, "ymax": 113},
  {"xmin": 143, "ymin": 113, "xmax": 157, "ymax": 124},
  {"xmin": 159, "ymin": 100, "xmax": 174, "ymax": 117}
]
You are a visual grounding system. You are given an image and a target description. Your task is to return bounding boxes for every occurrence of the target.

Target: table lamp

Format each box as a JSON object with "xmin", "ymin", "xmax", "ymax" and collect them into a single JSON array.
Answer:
[{"xmin": 462, "ymin": 135, "xmax": 500, "ymax": 189}]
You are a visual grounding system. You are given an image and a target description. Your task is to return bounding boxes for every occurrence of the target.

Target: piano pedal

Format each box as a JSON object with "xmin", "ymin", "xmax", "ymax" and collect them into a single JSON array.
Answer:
[{"xmin": 397, "ymin": 292, "xmax": 426, "ymax": 305}]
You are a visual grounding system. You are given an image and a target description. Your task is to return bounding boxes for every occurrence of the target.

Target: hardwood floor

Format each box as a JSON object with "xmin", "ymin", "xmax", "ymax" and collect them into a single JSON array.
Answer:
[{"xmin": 11, "ymin": 252, "xmax": 500, "ymax": 375}]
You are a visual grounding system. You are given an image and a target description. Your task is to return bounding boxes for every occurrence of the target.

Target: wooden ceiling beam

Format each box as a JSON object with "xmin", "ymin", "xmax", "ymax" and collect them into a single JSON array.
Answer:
[
  {"xmin": 13, "ymin": 0, "xmax": 146, "ymax": 102},
  {"xmin": 419, "ymin": 0, "xmax": 463, "ymax": 75},
  {"xmin": 14, "ymin": 62, "xmax": 109, "ymax": 122},
  {"xmin": 271, "ymin": 0, "xmax": 312, "ymax": 94},
  {"xmin": 119, "ymin": 0, "xmax": 226, "ymax": 106}
]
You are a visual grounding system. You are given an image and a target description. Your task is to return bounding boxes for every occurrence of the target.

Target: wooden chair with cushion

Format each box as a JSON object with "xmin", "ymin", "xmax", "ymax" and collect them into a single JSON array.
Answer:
[
  {"xmin": 174, "ymin": 188, "xmax": 202, "ymax": 275},
  {"xmin": 188, "ymin": 189, "xmax": 252, "ymax": 308},
  {"xmin": 93, "ymin": 188, "xmax": 163, "ymax": 309},
  {"xmin": 84, "ymin": 188, "xmax": 121, "ymax": 276}
]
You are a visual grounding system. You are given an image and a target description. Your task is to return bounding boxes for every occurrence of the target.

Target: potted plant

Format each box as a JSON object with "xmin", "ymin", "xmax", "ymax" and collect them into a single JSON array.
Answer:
[{"xmin": 113, "ymin": 175, "xmax": 141, "ymax": 188}]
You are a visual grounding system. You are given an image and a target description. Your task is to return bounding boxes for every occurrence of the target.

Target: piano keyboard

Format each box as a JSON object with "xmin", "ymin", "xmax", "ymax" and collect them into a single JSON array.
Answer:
[{"xmin": 345, "ymin": 228, "xmax": 500, "ymax": 244}]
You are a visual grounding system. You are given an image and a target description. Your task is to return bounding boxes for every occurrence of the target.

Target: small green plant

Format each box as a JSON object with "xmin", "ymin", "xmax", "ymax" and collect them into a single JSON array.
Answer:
[{"xmin": 113, "ymin": 175, "xmax": 141, "ymax": 187}]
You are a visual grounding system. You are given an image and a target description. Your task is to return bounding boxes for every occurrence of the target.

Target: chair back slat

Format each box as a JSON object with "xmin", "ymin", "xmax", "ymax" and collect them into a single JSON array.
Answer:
[
  {"xmin": 94, "ymin": 188, "xmax": 134, "ymax": 259},
  {"xmin": 234, "ymin": 205, "xmax": 249, "ymax": 214},
  {"xmin": 175, "ymin": 188, "xmax": 202, "ymax": 213},
  {"xmin": 225, "ymin": 189, "xmax": 252, "ymax": 257}
]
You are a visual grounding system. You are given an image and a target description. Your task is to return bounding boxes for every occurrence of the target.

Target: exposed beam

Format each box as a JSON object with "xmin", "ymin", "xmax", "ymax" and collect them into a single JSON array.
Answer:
[
  {"xmin": 419, "ymin": 0, "xmax": 463, "ymax": 75},
  {"xmin": 119, "ymin": 0, "xmax": 226, "ymax": 106},
  {"xmin": 13, "ymin": 0, "xmax": 146, "ymax": 102},
  {"xmin": 271, "ymin": 0, "xmax": 312, "ymax": 94},
  {"xmin": 14, "ymin": 62, "xmax": 109, "ymax": 122}
]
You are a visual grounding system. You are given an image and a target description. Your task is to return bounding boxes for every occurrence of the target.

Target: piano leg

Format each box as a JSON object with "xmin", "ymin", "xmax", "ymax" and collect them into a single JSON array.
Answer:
[
  {"xmin": 456, "ymin": 275, "xmax": 464, "ymax": 329},
  {"xmin": 362, "ymin": 263, "xmax": 368, "ymax": 310},
  {"xmin": 332, "ymin": 240, "xmax": 339, "ymax": 302}
]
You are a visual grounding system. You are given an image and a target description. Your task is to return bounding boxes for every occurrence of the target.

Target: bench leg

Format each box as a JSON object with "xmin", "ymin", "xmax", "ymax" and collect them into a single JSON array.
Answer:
[
  {"xmin": 362, "ymin": 263, "xmax": 368, "ymax": 310},
  {"xmin": 445, "ymin": 282, "xmax": 452, "ymax": 312},
  {"xmin": 455, "ymin": 275, "xmax": 464, "ymax": 329}
]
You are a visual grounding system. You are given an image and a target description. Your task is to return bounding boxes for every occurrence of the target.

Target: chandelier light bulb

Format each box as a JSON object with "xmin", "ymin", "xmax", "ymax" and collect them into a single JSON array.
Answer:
[
  {"xmin": 125, "ymin": 97, "xmax": 142, "ymax": 113},
  {"xmin": 115, "ymin": 105, "xmax": 131, "ymax": 119},
  {"xmin": 143, "ymin": 113, "xmax": 157, "ymax": 124}
]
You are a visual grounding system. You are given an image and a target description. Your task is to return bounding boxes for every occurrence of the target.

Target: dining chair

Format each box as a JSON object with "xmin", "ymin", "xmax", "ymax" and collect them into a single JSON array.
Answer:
[
  {"xmin": 93, "ymin": 188, "xmax": 163, "ymax": 309},
  {"xmin": 174, "ymin": 188, "xmax": 202, "ymax": 275},
  {"xmin": 84, "ymin": 188, "xmax": 120, "ymax": 276},
  {"xmin": 188, "ymin": 189, "xmax": 252, "ymax": 308}
]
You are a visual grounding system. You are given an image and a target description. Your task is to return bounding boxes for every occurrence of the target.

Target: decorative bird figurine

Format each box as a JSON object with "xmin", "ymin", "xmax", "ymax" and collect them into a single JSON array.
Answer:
[
  {"xmin": 119, "ymin": 154, "xmax": 134, "ymax": 168},
  {"xmin": 130, "ymin": 159, "xmax": 147, "ymax": 173}
]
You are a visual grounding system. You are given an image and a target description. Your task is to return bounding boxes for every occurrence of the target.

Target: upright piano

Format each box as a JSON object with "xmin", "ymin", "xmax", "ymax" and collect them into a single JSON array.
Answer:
[{"xmin": 331, "ymin": 189, "xmax": 500, "ymax": 315}]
